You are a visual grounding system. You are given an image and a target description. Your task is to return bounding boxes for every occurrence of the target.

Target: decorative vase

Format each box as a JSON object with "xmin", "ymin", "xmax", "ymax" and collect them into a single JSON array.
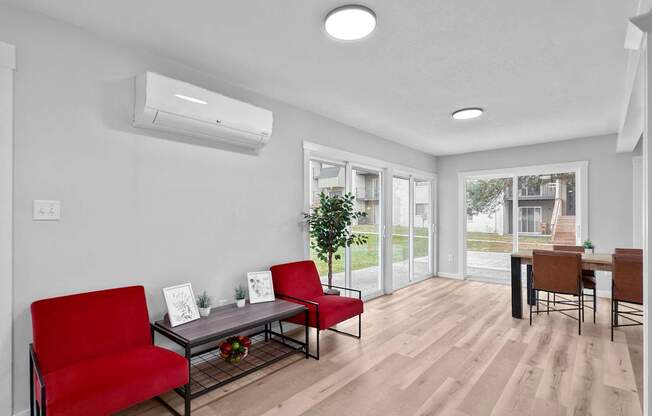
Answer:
[
  {"xmin": 324, "ymin": 287, "xmax": 340, "ymax": 296},
  {"xmin": 199, "ymin": 307, "xmax": 211, "ymax": 317},
  {"xmin": 236, "ymin": 299, "xmax": 246, "ymax": 308}
]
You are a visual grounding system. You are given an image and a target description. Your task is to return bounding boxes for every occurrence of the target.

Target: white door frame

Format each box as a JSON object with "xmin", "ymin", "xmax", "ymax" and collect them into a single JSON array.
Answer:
[
  {"xmin": 0, "ymin": 41, "xmax": 15, "ymax": 416},
  {"xmin": 457, "ymin": 161, "xmax": 589, "ymax": 279}
]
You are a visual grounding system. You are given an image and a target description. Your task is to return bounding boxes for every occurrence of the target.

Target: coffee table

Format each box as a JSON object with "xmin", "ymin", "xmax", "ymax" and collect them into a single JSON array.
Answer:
[{"xmin": 152, "ymin": 299, "xmax": 309, "ymax": 415}]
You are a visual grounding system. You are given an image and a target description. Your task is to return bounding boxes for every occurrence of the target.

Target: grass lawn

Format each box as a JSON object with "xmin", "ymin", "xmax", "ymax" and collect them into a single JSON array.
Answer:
[
  {"xmin": 311, "ymin": 225, "xmax": 430, "ymax": 276},
  {"xmin": 466, "ymin": 232, "xmax": 552, "ymax": 253}
]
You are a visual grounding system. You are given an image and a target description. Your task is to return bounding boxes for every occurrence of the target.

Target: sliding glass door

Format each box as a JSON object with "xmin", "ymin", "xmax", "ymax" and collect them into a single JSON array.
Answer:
[
  {"xmin": 462, "ymin": 164, "xmax": 584, "ymax": 283},
  {"xmin": 413, "ymin": 179, "xmax": 432, "ymax": 280},
  {"xmin": 392, "ymin": 177, "xmax": 411, "ymax": 288},
  {"xmin": 351, "ymin": 168, "xmax": 382, "ymax": 296},
  {"xmin": 464, "ymin": 176, "xmax": 514, "ymax": 281},
  {"xmin": 307, "ymin": 154, "xmax": 436, "ymax": 298}
]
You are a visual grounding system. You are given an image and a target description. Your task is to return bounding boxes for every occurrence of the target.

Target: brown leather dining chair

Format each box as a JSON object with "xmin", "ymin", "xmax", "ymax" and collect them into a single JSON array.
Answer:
[
  {"xmin": 531, "ymin": 250, "xmax": 584, "ymax": 335},
  {"xmin": 611, "ymin": 252, "xmax": 643, "ymax": 341},
  {"xmin": 552, "ymin": 245, "xmax": 596, "ymax": 323}
]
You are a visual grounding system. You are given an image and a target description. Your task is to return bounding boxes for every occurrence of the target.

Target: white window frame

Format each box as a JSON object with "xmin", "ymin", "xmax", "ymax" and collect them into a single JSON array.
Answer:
[
  {"xmin": 303, "ymin": 141, "xmax": 437, "ymax": 299},
  {"xmin": 457, "ymin": 161, "xmax": 589, "ymax": 279}
]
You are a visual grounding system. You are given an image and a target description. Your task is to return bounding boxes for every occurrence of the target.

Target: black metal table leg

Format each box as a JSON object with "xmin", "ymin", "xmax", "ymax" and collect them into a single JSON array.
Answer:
[
  {"xmin": 184, "ymin": 345, "xmax": 191, "ymax": 416},
  {"xmin": 511, "ymin": 256, "xmax": 523, "ymax": 319},
  {"xmin": 304, "ymin": 309, "xmax": 309, "ymax": 359}
]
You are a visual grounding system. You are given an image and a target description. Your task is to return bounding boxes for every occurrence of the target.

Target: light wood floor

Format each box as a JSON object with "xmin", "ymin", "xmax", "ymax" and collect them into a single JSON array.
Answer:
[{"xmin": 119, "ymin": 278, "xmax": 643, "ymax": 416}]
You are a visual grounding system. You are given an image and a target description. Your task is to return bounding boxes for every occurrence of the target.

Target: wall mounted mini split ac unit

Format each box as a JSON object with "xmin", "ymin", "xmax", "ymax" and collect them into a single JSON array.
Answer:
[{"xmin": 133, "ymin": 72, "xmax": 274, "ymax": 151}]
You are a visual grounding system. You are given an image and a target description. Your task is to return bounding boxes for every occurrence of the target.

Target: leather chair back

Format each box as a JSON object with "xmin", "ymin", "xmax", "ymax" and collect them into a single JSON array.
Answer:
[
  {"xmin": 615, "ymin": 248, "xmax": 643, "ymax": 256},
  {"xmin": 532, "ymin": 250, "xmax": 582, "ymax": 295},
  {"xmin": 612, "ymin": 253, "xmax": 643, "ymax": 304}
]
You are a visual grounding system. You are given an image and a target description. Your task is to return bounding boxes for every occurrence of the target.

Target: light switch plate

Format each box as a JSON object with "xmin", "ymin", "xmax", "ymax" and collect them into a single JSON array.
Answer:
[{"xmin": 33, "ymin": 200, "xmax": 61, "ymax": 221}]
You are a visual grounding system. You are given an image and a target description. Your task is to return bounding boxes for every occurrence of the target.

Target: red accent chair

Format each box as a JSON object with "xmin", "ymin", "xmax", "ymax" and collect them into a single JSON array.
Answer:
[
  {"xmin": 270, "ymin": 260, "xmax": 363, "ymax": 359},
  {"xmin": 30, "ymin": 286, "xmax": 188, "ymax": 416}
]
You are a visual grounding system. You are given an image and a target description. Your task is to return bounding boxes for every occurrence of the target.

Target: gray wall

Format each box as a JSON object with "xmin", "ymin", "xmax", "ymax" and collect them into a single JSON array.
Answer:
[
  {"xmin": 0, "ymin": 5, "xmax": 436, "ymax": 412},
  {"xmin": 437, "ymin": 134, "xmax": 639, "ymax": 287}
]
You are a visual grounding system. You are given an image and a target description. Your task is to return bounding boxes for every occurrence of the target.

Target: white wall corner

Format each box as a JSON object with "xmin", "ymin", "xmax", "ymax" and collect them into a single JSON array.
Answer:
[{"xmin": 0, "ymin": 42, "xmax": 16, "ymax": 71}]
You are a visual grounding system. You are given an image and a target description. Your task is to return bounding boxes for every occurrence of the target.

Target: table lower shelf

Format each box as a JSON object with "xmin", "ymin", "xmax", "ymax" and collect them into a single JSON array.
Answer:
[{"xmin": 177, "ymin": 331, "xmax": 305, "ymax": 399}]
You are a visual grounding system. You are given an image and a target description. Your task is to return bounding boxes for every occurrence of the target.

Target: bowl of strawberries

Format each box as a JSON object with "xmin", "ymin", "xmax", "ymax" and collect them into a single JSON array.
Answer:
[{"xmin": 218, "ymin": 335, "xmax": 251, "ymax": 364}]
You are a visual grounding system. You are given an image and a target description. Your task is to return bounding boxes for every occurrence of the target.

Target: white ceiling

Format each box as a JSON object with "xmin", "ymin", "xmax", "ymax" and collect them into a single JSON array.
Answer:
[{"xmin": 1, "ymin": 0, "xmax": 638, "ymax": 155}]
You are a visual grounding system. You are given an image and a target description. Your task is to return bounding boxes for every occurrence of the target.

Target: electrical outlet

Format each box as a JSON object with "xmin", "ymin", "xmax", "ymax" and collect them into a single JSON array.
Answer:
[{"xmin": 33, "ymin": 200, "xmax": 61, "ymax": 221}]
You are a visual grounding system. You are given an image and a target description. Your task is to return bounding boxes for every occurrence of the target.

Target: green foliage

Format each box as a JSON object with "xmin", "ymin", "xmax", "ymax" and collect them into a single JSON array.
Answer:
[
  {"xmin": 196, "ymin": 291, "xmax": 211, "ymax": 308},
  {"xmin": 304, "ymin": 192, "xmax": 368, "ymax": 283},
  {"xmin": 583, "ymin": 240, "xmax": 594, "ymax": 249},
  {"xmin": 234, "ymin": 285, "xmax": 246, "ymax": 300},
  {"xmin": 466, "ymin": 179, "xmax": 509, "ymax": 216}
]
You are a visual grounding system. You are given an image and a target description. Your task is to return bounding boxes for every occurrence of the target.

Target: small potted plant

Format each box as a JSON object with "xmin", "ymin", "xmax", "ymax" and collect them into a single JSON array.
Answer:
[
  {"xmin": 234, "ymin": 285, "xmax": 247, "ymax": 308},
  {"xmin": 583, "ymin": 240, "xmax": 595, "ymax": 254},
  {"xmin": 197, "ymin": 291, "xmax": 212, "ymax": 317}
]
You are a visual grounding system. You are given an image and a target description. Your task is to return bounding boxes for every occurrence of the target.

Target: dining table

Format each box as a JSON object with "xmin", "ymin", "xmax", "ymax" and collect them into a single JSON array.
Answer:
[{"xmin": 510, "ymin": 250, "xmax": 613, "ymax": 319}]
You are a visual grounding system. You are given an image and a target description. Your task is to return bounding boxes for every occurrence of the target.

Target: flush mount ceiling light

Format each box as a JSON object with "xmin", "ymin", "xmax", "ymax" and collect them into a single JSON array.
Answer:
[
  {"xmin": 325, "ymin": 5, "xmax": 377, "ymax": 41},
  {"xmin": 452, "ymin": 107, "xmax": 484, "ymax": 120},
  {"xmin": 174, "ymin": 94, "xmax": 207, "ymax": 105}
]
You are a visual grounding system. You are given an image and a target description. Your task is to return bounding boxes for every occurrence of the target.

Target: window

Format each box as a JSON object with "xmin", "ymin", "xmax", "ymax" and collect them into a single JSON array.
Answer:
[{"xmin": 518, "ymin": 207, "xmax": 542, "ymax": 234}]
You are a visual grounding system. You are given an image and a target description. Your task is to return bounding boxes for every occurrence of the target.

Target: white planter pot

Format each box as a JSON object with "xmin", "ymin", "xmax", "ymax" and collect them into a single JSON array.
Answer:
[
  {"xmin": 199, "ymin": 307, "xmax": 211, "ymax": 317},
  {"xmin": 236, "ymin": 299, "xmax": 246, "ymax": 308}
]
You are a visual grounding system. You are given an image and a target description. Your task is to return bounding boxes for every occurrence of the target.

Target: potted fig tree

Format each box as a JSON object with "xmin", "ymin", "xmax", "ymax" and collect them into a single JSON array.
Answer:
[{"xmin": 304, "ymin": 192, "xmax": 367, "ymax": 295}]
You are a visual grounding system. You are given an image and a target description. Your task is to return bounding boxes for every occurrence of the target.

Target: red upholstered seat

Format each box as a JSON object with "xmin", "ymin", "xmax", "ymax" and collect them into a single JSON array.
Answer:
[
  {"xmin": 285, "ymin": 295, "xmax": 364, "ymax": 329},
  {"xmin": 41, "ymin": 345, "xmax": 187, "ymax": 415},
  {"xmin": 270, "ymin": 260, "xmax": 363, "ymax": 330},
  {"xmin": 30, "ymin": 286, "xmax": 188, "ymax": 416}
]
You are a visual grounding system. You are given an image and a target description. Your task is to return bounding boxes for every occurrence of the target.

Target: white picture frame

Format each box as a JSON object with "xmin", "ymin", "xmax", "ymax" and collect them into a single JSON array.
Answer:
[
  {"xmin": 163, "ymin": 283, "xmax": 200, "ymax": 327},
  {"xmin": 247, "ymin": 271, "xmax": 275, "ymax": 304}
]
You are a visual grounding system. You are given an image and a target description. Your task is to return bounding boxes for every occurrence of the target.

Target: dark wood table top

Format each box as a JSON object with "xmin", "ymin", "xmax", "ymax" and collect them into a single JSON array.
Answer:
[{"xmin": 154, "ymin": 299, "xmax": 307, "ymax": 346}]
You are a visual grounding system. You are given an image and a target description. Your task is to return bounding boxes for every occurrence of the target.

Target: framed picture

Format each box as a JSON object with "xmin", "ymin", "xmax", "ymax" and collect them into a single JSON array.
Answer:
[
  {"xmin": 247, "ymin": 271, "xmax": 275, "ymax": 304},
  {"xmin": 163, "ymin": 283, "xmax": 200, "ymax": 327}
]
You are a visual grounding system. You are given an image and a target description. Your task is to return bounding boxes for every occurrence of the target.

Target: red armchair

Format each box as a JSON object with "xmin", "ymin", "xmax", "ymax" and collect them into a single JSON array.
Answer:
[
  {"xmin": 270, "ymin": 260, "xmax": 363, "ymax": 359},
  {"xmin": 30, "ymin": 286, "xmax": 188, "ymax": 416}
]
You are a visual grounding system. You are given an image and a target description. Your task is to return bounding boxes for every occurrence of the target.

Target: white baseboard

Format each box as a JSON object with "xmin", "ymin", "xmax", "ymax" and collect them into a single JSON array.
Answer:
[
  {"xmin": 436, "ymin": 272, "xmax": 464, "ymax": 280},
  {"xmin": 14, "ymin": 408, "xmax": 28, "ymax": 416}
]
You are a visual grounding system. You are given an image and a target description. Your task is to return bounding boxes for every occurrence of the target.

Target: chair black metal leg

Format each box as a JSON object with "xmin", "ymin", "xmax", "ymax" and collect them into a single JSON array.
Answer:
[
  {"xmin": 529, "ymin": 296, "xmax": 533, "ymax": 326},
  {"xmin": 30, "ymin": 351, "xmax": 35, "ymax": 416},
  {"xmin": 316, "ymin": 328, "xmax": 320, "ymax": 360},
  {"xmin": 581, "ymin": 292, "xmax": 585, "ymax": 323},
  {"xmin": 536, "ymin": 290, "xmax": 539, "ymax": 315},
  {"xmin": 578, "ymin": 296, "xmax": 582, "ymax": 336},
  {"xmin": 547, "ymin": 292, "xmax": 550, "ymax": 315},
  {"xmin": 611, "ymin": 299, "xmax": 614, "ymax": 342},
  {"xmin": 592, "ymin": 288, "xmax": 596, "ymax": 323}
]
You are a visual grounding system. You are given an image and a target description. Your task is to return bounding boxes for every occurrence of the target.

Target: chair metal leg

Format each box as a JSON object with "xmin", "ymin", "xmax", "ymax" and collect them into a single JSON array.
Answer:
[
  {"xmin": 592, "ymin": 288, "xmax": 596, "ymax": 323},
  {"xmin": 581, "ymin": 292, "xmax": 585, "ymax": 323},
  {"xmin": 529, "ymin": 295, "xmax": 533, "ymax": 326},
  {"xmin": 611, "ymin": 299, "xmax": 614, "ymax": 342},
  {"xmin": 30, "ymin": 350, "xmax": 35, "ymax": 416},
  {"xmin": 578, "ymin": 295, "xmax": 582, "ymax": 336},
  {"xmin": 547, "ymin": 292, "xmax": 550, "ymax": 315},
  {"xmin": 536, "ymin": 290, "xmax": 539, "ymax": 315}
]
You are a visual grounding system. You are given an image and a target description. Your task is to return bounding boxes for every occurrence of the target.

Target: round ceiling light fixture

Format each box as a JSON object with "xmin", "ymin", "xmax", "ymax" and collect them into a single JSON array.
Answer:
[
  {"xmin": 325, "ymin": 5, "xmax": 377, "ymax": 41},
  {"xmin": 452, "ymin": 107, "xmax": 484, "ymax": 120}
]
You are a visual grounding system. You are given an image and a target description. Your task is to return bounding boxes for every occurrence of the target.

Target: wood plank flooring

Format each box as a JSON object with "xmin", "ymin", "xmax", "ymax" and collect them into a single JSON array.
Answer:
[{"xmin": 119, "ymin": 278, "xmax": 643, "ymax": 416}]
